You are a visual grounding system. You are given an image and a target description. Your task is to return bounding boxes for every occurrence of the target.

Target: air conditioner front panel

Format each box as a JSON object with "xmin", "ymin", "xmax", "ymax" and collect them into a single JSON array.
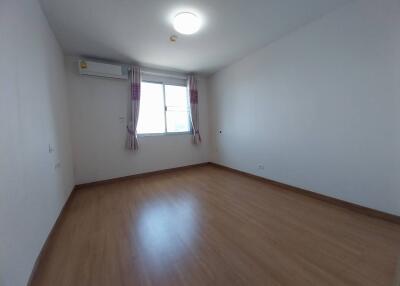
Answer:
[{"xmin": 78, "ymin": 59, "xmax": 128, "ymax": 80}]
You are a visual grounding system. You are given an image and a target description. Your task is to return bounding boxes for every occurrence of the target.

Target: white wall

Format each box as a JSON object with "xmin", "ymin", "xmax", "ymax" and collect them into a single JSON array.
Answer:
[
  {"xmin": 209, "ymin": 0, "xmax": 400, "ymax": 216},
  {"xmin": 65, "ymin": 57, "xmax": 209, "ymax": 184},
  {"xmin": 0, "ymin": 0, "xmax": 75, "ymax": 285}
]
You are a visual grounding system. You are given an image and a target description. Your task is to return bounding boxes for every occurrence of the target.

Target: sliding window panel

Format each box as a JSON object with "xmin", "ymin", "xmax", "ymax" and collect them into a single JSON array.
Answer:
[
  {"xmin": 165, "ymin": 85, "xmax": 190, "ymax": 133},
  {"xmin": 137, "ymin": 82, "xmax": 165, "ymax": 134}
]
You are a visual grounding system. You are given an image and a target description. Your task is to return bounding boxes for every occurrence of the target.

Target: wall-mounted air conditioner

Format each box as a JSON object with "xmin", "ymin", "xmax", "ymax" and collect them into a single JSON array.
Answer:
[{"xmin": 78, "ymin": 59, "xmax": 128, "ymax": 80}]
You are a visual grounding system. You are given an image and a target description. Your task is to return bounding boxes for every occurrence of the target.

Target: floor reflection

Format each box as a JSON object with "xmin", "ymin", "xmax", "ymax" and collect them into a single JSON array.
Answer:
[{"xmin": 135, "ymin": 193, "xmax": 199, "ymax": 267}]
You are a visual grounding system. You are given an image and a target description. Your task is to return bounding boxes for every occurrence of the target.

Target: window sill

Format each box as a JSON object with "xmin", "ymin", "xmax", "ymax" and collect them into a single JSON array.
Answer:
[{"xmin": 138, "ymin": 132, "xmax": 192, "ymax": 137}]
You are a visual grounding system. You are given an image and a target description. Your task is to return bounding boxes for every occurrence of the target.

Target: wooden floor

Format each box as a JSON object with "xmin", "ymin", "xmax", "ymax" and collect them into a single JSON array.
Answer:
[{"xmin": 30, "ymin": 165, "xmax": 400, "ymax": 286}]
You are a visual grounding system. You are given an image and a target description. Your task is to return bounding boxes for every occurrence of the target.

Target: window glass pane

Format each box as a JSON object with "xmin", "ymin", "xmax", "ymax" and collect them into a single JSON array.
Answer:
[
  {"xmin": 165, "ymin": 85, "xmax": 188, "ymax": 110},
  {"xmin": 165, "ymin": 84, "xmax": 190, "ymax": 133},
  {"xmin": 137, "ymin": 82, "xmax": 165, "ymax": 134},
  {"xmin": 166, "ymin": 111, "xmax": 191, "ymax": 133}
]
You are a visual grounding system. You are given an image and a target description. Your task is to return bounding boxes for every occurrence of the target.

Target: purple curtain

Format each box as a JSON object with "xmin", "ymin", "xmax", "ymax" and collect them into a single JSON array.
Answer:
[
  {"xmin": 126, "ymin": 66, "xmax": 141, "ymax": 150},
  {"xmin": 188, "ymin": 75, "xmax": 201, "ymax": 144}
]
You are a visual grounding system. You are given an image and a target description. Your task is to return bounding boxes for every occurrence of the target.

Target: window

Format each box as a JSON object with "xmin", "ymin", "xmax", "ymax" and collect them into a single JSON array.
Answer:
[
  {"xmin": 137, "ymin": 81, "xmax": 191, "ymax": 135},
  {"xmin": 165, "ymin": 85, "xmax": 191, "ymax": 133},
  {"xmin": 137, "ymin": 82, "xmax": 165, "ymax": 134}
]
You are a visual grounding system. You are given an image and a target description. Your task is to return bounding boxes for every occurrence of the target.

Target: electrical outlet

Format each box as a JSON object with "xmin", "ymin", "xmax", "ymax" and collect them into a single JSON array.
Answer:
[{"xmin": 258, "ymin": 164, "xmax": 265, "ymax": 170}]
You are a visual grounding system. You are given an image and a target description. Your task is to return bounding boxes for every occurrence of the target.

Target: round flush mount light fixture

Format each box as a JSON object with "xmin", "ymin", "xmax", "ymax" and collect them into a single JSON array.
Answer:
[{"xmin": 173, "ymin": 12, "xmax": 201, "ymax": 35}]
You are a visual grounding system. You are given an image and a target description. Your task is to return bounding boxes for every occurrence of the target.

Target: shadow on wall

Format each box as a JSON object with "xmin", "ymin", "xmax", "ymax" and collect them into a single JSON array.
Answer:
[{"xmin": 44, "ymin": 51, "xmax": 74, "ymax": 200}]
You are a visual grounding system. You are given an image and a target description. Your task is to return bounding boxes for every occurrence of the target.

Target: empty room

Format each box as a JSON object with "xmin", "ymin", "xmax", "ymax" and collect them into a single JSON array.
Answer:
[{"xmin": 1, "ymin": 0, "xmax": 400, "ymax": 285}]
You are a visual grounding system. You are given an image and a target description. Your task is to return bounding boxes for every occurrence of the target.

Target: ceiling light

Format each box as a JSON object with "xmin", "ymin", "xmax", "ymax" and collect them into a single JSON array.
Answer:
[{"xmin": 173, "ymin": 12, "xmax": 201, "ymax": 35}]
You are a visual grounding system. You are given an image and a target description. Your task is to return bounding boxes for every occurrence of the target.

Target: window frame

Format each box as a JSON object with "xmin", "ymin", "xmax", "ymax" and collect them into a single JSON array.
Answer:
[{"xmin": 137, "ymin": 79, "xmax": 192, "ymax": 137}]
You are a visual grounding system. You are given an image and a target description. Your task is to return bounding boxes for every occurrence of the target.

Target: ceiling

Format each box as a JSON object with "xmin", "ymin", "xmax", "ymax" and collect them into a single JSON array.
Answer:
[{"xmin": 40, "ymin": 0, "xmax": 349, "ymax": 75}]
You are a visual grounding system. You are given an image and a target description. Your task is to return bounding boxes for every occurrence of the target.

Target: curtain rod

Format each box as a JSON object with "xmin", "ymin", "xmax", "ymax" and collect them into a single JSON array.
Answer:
[
  {"xmin": 128, "ymin": 66, "xmax": 188, "ymax": 80},
  {"xmin": 141, "ymin": 69, "xmax": 188, "ymax": 80}
]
